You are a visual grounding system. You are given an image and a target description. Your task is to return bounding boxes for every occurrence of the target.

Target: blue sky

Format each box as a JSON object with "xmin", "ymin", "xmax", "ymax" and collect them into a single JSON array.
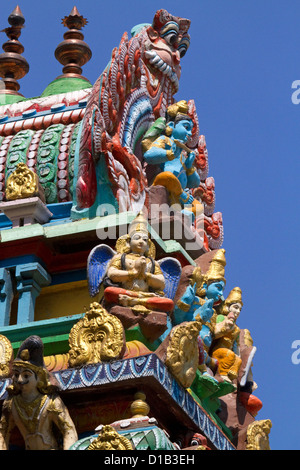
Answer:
[{"xmin": 1, "ymin": 0, "xmax": 299, "ymax": 450}]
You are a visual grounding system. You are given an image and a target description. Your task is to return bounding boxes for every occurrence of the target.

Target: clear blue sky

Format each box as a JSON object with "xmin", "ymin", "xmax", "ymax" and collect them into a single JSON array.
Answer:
[{"xmin": 1, "ymin": 0, "xmax": 299, "ymax": 450}]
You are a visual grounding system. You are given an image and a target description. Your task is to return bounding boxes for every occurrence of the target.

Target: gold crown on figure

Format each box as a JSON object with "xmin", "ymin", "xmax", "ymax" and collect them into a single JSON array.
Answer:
[
  {"xmin": 128, "ymin": 212, "xmax": 149, "ymax": 237},
  {"xmin": 225, "ymin": 287, "xmax": 243, "ymax": 306},
  {"xmin": 167, "ymin": 100, "xmax": 190, "ymax": 122},
  {"xmin": 205, "ymin": 249, "xmax": 226, "ymax": 284}
]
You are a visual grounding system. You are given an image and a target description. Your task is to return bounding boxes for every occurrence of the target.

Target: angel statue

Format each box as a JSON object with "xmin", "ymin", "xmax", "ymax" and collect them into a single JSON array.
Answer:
[{"xmin": 87, "ymin": 213, "xmax": 182, "ymax": 320}]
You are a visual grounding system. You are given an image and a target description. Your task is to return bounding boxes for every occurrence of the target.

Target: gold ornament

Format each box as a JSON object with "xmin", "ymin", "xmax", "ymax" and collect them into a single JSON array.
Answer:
[
  {"xmin": 224, "ymin": 287, "xmax": 243, "ymax": 307},
  {"xmin": 5, "ymin": 163, "xmax": 41, "ymax": 201},
  {"xmin": 130, "ymin": 392, "xmax": 150, "ymax": 418},
  {"xmin": 204, "ymin": 249, "xmax": 226, "ymax": 285},
  {"xmin": 128, "ymin": 212, "xmax": 148, "ymax": 237},
  {"xmin": 87, "ymin": 425, "xmax": 133, "ymax": 450},
  {"xmin": 0, "ymin": 334, "xmax": 13, "ymax": 379},
  {"xmin": 165, "ymin": 316, "xmax": 202, "ymax": 388},
  {"xmin": 68, "ymin": 302, "xmax": 125, "ymax": 367},
  {"xmin": 243, "ymin": 329, "xmax": 254, "ymax": 347},
  {"xmin": 246, "ymin": 419, "xmax": 272, "ymax": 450},
  {"xmin": 191, "ymin": 267, "xmax": 204, "ymax": 292},
  {"xmin": 167, "ymin": 100, "xmax": 189, "ymax": 120},
  {"xmin": 13, "ymin": 394, "xmax": 48, "ymax": 434}
]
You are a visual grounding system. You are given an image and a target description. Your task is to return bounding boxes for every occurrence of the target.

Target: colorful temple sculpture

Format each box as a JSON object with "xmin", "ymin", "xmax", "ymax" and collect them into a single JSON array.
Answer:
[{"xmin": 0, "ymin": 6, "xmax": 271, "ymax": 451}]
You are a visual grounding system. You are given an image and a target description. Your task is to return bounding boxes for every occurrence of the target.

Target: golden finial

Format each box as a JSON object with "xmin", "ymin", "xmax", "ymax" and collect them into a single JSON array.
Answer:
[
  {"xmin": 0, "ymin": 6, "xmax": 29, "ymax": 96},
  {"xmin": 130, "ymin": 392, "xmax": 150, "ymax": 418},
  {"xmin": 204, "ymin": 249, "xmax": 226, "ymax": 285},
  {"xmin": 54, "ymin": 6, "xmax": 92, "ymax": 80}
]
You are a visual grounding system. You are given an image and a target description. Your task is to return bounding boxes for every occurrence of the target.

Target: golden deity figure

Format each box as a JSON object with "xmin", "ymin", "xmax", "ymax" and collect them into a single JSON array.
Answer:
[
  {"xmin": 103, "ymin": 213, "xmax": 174, "ymax": 314},
  {"xmin": 210, "ymin": 287, "xmax": 243, "ymax": 382},
  {"xmin": 0, "ymin": 336, "xmax": 78, "ymax": 451}
]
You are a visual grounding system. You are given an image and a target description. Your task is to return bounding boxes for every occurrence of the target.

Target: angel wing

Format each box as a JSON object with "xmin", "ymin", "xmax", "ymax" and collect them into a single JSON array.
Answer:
[
  {"xmin": 87, "ymin": 244, "xmax": 116, "ymax": 297},
  {"xmin": 158, "ymin": 257, "xmax": 182, "ymax": 300}
]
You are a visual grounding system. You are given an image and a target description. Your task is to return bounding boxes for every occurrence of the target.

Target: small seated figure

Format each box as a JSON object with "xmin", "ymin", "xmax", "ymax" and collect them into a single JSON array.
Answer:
[
  {"xmin": 0, "ymin": 336, "xmax": 78, "ymax": 451},
  {"xmin": 142, "ymin": 100, "xmax": 203, "ymax": 218},
  {"xmin": 104, "ymin": 213, "xmax": 174, "ymax": 314},
  {"xmin": 211, "ymin": 287, "xmax": 243, "ymax": 383},
  {"xmin": 174, "ymin": 249, "xmax": 227, "ymax": 376}
]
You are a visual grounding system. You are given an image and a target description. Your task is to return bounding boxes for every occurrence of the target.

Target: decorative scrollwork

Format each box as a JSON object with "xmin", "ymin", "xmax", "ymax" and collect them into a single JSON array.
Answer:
[
  {"xmin": 165, "ymin": 317, "xmax": 202, "ymax": 388},
  {"xmin": 0, "ymin": 334, "xmax": 13, "ymax": 379},
  {"xmin": 87, "ymin": 425, "xmax": 133, "ymax": 450},
  {"xmin": 68, "ymin": 302, "xmax": 125, "ymax": 367},
  {"xmin": 246, "ymin": 419, "xmax": 272, "ymax": 450}
]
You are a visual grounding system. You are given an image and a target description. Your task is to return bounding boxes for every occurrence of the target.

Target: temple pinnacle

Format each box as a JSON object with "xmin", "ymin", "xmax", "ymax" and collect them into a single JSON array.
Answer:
[
  {"xmin": 0, "ymin": 5, "xmax": 29, "ymax": 96},
  {"xmin": 54, "ymin": 6, "xmax": 92, "ymax": 80}
]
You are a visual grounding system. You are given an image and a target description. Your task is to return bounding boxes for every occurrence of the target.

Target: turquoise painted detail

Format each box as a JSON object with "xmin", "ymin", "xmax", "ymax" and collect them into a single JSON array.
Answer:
[
  {"xmin": 70, "ymin": 424, "xmax": 177, "ymax": 450},
  {"xmin": 173, "ymin": 279, "xmax": 225, "ymax": 373},
  {"xmin": 0, "ymin": 268, "xmax": 13, "ymax": 327},
  {"xmin": 131, "ymin": 23, "xmax": 150, "ymax": 37},
  {"xmin": 0, "ymin": 313, "xmax": 83, "ymax": 356},
  {"xmin": 15, "ymin": 262, "xmax": 51, "ymax": 324},
  {"xmin": 0, "ymin": 255, "xmax": 45, "ymax": 270},
  {"xmin": 0, "ymin": 213, "xmax": 12, "ymax": 230}
]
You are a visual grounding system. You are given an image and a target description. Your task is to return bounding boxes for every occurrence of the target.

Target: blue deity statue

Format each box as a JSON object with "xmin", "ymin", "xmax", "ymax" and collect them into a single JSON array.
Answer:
[
  {"xmin": 173, "ymin": 249, "xmax": 226, "ymax": 376},
  {"xmin": 142, "ymin": 100, "xmax": 203, "ymax": 219}
]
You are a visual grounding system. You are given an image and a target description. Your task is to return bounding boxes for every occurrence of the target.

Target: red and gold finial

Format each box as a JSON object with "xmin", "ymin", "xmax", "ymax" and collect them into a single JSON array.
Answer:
[
  {"xmin": 0, "ymin": 5, "xmax": 29, "ymax": 95},
  {"xmin": 54, "ymin": 6, "xmax": 92, "ymax": 79}
]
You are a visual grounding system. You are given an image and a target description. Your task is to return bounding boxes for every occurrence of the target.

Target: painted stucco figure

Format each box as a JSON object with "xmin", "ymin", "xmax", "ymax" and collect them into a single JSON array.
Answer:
[
  {"xmin": 174, "ymin": 249, "xmax": 226, "ymax": 376},
  {"xmin": 0, "ymin": 336, "xmax": 78, "ymax": 450},
  {"xmin": 211, "ymin": 287, "xmax": 243, "ymax": 382},
  {"xmin": 87, "ymin": 213, "xmax": 182, "ymax": 316},
  {"xmin": 75, "ymin": 9, "xmax": 191, "ymax": 215},
  {"xmin": 142, "ymin": 100, "xmax": 204, "ymax": 221}
]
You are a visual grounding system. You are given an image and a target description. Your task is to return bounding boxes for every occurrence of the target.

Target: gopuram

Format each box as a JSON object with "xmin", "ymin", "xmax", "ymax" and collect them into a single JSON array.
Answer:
[{"xmin": 0, "ymin": 6, "xmax": 272, "ymax": 451}]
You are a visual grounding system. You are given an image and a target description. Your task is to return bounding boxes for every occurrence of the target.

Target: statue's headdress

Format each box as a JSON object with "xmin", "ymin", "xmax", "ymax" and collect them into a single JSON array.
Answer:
[
  {"xmin": 128, "ymin": 212, "xmax": 149, "ymax": 238},
  {"xmin": 116, "ymin": 213, "xmax": 156, "ymax": 258},
  {"xmin": 167, "ymin": 100, "xmax": 190, "ymax": 123},
  {"xmin": 13, "ymin": 335, "xmax": 45, "ymax": 373},
  {"xmin": 225, "ymin": 287, "xmax": 243, "ymax": 307},
  {"xmin": 204, "ymin": 249, "xmax": 226, "ymax": 285}
]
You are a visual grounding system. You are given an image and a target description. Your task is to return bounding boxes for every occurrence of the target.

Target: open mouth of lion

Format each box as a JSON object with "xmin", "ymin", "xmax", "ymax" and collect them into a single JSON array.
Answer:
[{"xmin": 144, "ymin": 49, "xmax": 179, "ymax": 93}]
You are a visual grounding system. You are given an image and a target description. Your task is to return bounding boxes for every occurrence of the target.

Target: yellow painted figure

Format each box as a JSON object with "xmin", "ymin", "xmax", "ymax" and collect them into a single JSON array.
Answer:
[{"xmin": 211, "ymin": 287, "xmax": 243, "ymax": 382}]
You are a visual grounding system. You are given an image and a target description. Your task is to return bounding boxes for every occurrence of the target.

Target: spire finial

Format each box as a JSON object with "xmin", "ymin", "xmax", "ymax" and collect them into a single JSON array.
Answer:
[
  {"xmin": 54, "ymin": 6, "xmax": 92, "ymax": 79},
  {"xmin": 0, "ymin": 5, "xmax": 29, "ymax": 95}
]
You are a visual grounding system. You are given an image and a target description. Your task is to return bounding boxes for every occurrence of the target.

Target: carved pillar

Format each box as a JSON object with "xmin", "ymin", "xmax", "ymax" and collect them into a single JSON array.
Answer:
[
  {"xmin": 15, "ymin": 262, "xmax": 51, "ymax": 323},
  {"xmin": 0, "ymin": 267, "xmax": 13, "ymax": 326}
]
